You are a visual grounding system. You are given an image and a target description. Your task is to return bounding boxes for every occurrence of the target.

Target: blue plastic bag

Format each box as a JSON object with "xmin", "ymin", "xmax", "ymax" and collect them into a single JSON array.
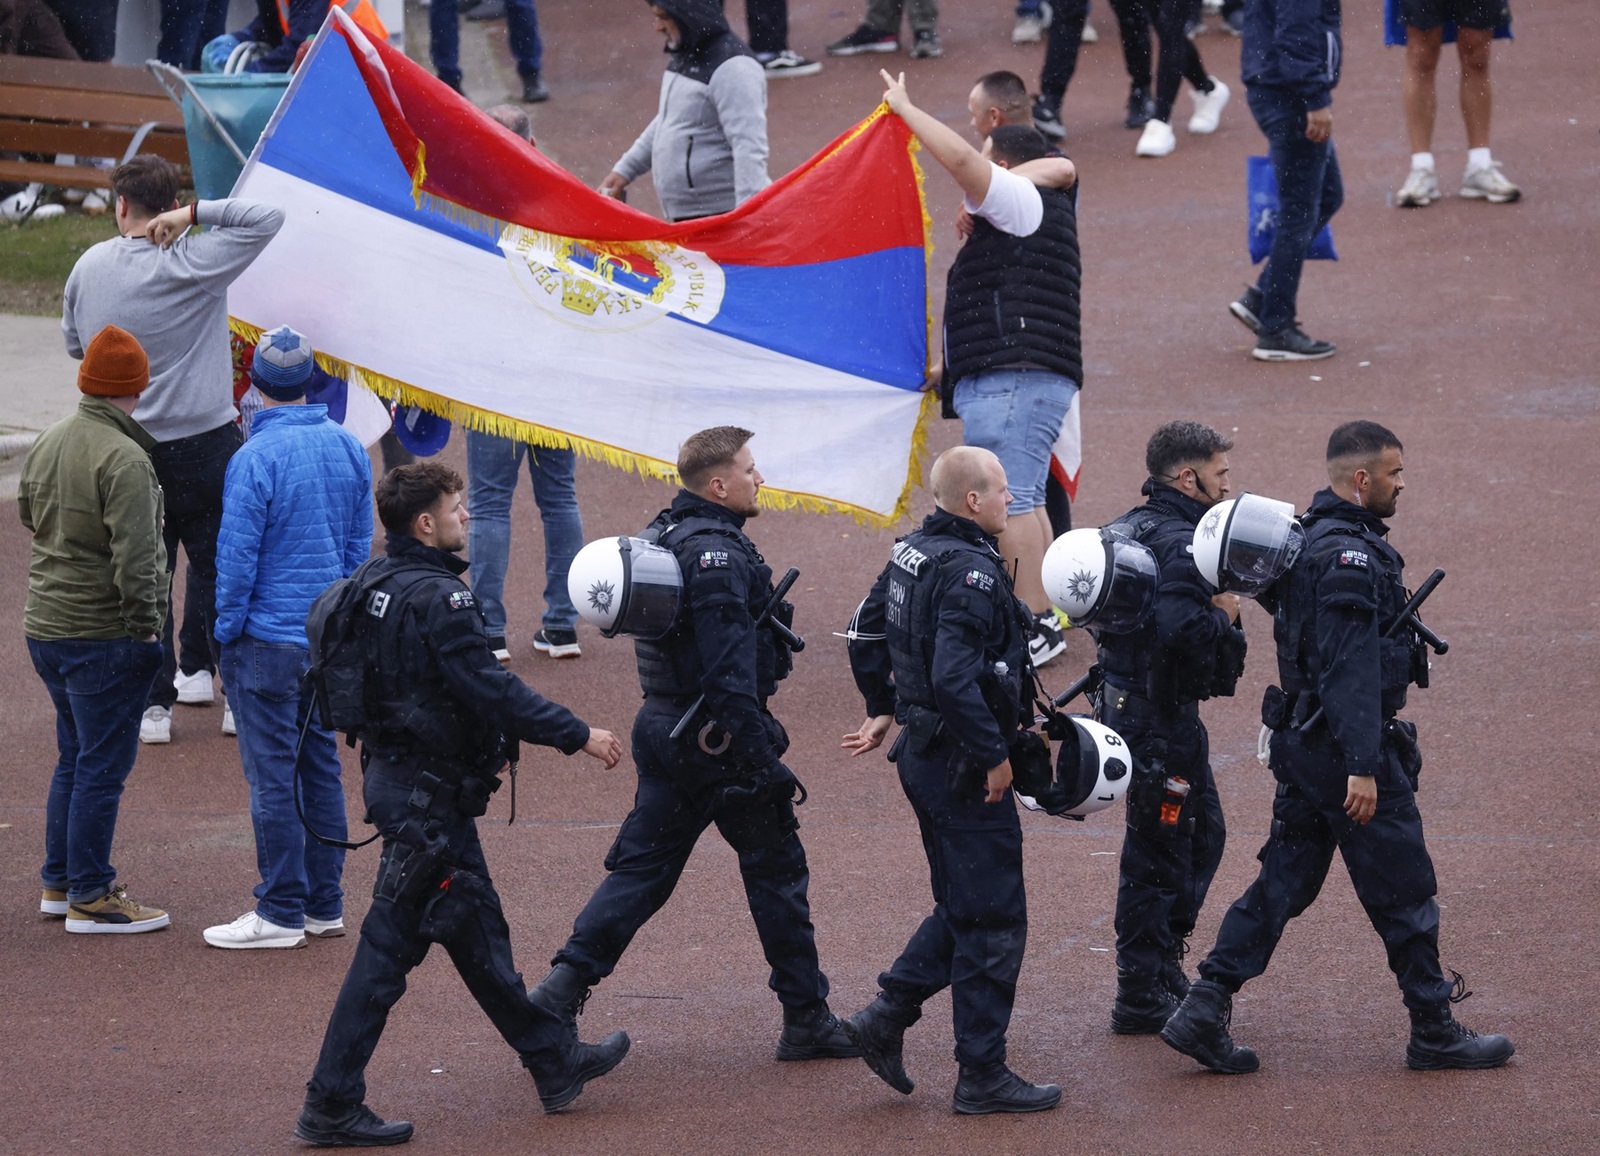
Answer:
[
  {"xmin": 1383, "ymin": 0, "xmax": 1512, "ymax": 46},
  {"xmin": 1247, "ymin": 155, "xmax": 1338, "ymax": 266}
]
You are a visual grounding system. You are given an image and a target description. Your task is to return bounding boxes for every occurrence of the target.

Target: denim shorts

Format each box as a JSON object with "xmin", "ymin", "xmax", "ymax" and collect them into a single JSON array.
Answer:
[{"xmin": 953, "ymin": 369, "xmax": 1078, "ymax": 514}]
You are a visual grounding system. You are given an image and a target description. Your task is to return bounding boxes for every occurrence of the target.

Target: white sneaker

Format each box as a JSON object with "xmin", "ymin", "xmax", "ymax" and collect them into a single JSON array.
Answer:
[
  {"xmin": 305, "ymin": 915, "xmax": 346, "ymax": 938},
  {"xmin": 1028, "ymin": 615, "xmax": 1068, "ymax": 667},
  {"xmin": 0, "ymin": 182, "xmax": 42, "ymax": 222},
  {"xmin": 174, "ymin": 668, "xmax": 215, "ymax": 705},
  {"xmin": 1012, "ymin": 2, "xmax": 1050, "ymax": 43},
  {"xmin": 203, "ymin": 910, "xmax": 307, "ymax": 949},
  {"xmin": 1187, "ymin": 77, "xmax": 1229, "ymax": 134},
  {"xmin": 221, "ymin": 705, "xmax": 237, "ymax": 736},
  {"xmin": 1396, "ymin": 166, "xmax": 1440, "ymax": 207},
  {"xmin": 1080, "ymin": 20, "xmax": 1098, "ymax": 42},
  {"xmin": 1136, "ymin": 118, "xmax": 1176, "ymax": 157},
  {"xmin": 82, "ymin": 191, "xmax": 110, "ymax": 217},
  {"xmin": 140, "ymin": 705, "xmax": 171, "ymax": 744},
  {"xmin": 1460, "ymin": 161, "xmax": 1520, "ymax": 204}
]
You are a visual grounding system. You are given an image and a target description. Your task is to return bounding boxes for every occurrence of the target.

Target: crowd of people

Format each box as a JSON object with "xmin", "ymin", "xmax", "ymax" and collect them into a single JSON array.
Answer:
[{"xmin": 15, "ymin": 0, "xmax": 1528, "ymax": 1147}]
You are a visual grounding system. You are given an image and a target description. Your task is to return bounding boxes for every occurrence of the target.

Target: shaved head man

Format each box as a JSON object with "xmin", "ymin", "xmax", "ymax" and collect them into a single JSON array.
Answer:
[{"xmin": 841, "ymin": 444, "xmax": 1061, "ymax": 1115}]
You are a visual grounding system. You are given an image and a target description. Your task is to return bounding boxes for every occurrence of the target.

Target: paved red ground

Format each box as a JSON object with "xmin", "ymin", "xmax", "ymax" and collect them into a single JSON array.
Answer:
[{"xmin": 4, "ymin": 2, "xmax": 1598, "ymax": 1153}]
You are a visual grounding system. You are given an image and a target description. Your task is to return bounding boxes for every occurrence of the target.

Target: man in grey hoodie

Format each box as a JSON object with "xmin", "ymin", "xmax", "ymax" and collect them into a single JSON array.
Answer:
[{"xmin": 600, "ymin": 0, "xmax": 770, "ymax": 222}]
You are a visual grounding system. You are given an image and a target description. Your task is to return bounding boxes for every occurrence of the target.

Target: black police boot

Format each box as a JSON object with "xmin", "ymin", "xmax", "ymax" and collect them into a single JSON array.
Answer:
[
  {"xmin": 294, "ymin": 1100, "xmax": 414, "ymax": 1147},
  {"xmin": 528, "ymin": 1030, "xmax": 632, "ymax": 1114},
  {"xmin": 776, "ymin": 1001, "xmax": 863, "ymax": 1061},
  {"xmin": 1161, "ymin": 946, "xmax": 1192, "ymax": 1001},
  {"xmin": 1406, "ymin": 1010, "xmax": 1515, "ymax": 1071},
  {"xmin": 529, "ymin": 963, "xmax": 591, "ymax": 1042},
  {"xmin": 952, "ymin": 1064, "xmax": 1063, "ymax": 1115},
  {"xmin": 1160, "ymin": 979, "xmax": 1259, "ymax": 1074},
  {"xmin": 1112, "ymin": 970, "xmax": 1180, "ymax": 1035},
  {"xmin": 841, "ymin": 996, "xmax": 918, "ymax": 1094}
]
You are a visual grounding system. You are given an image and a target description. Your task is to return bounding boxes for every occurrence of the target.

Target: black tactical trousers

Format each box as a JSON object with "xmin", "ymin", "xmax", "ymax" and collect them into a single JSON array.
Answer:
[
  {"xmin": 878, "ymin": 744, "xmax": 1027, "ymax": 1071},
  {"xmin": 554, "ymin": 704, "xmax": 827, "ymax": 1009},
  {"xmin": 1199, "ymin": 730, "xmax": 1453, "ymax": 1013},
  {"xmin": 305, "ymin": 763, "xmax": 566, "ymax": 1109},
  {"xmin": 1108, "ymin": 701, "xmax": 1226, "ymax": 984}
]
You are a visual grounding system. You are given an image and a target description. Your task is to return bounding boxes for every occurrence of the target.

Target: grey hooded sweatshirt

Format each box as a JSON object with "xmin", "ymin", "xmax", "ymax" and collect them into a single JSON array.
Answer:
[{"xmin": 613, "ymin": 0, "xmax": 770, "ymax": 222}]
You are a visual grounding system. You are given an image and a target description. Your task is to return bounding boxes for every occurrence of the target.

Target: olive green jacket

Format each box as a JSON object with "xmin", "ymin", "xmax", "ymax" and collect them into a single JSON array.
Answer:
[{"xmin": 19, "ymin": 397, "xmax": 167, "ymax": 641}]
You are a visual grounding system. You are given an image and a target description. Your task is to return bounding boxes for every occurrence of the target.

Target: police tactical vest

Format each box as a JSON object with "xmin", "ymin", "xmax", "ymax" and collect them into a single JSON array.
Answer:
[
  {"xmin": 1274, "ymin": 512, "xmax": 1414, "ymax": 714},
  {"xmin": 362, "ymin": 566, "xmax": 495, "ymax": 763},
  {"xmin": 943, "ymin": 186, "xmax": 1083, "ymax": 389},
  {"xmin": 1096, "ymin": 504, "xmax": 1242, "ymax": 706},
  {"xmin": 883, "ymin": 531, "xmax": 1016, "ymax": 710},
  {"xmin": 633, "ymin": 512, "xmax": 787, "ymax": 699}
]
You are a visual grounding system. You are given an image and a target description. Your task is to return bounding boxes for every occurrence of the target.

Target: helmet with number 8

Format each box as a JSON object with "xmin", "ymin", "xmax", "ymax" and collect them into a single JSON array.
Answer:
[{"xmin": 1015, "ymin": 714, "xmax": 1133, "ymax": 819}]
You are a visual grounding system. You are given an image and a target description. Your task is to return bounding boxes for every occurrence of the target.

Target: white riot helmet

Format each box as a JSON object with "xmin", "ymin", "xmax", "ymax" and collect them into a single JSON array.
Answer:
[
  {"xmin": 1041, "ymin": 527, "xmax": 1159, "ymax": 633},
  {"xmin": 1191, "ymin": 493, "xmax": 1305, "ymax": 597},
  {"xmin": 567, "ymin": 536, "xmax": 683, "ymax": 639},
  {"xmin": 1015, "ymin": 715, "xmax": 1133, "ymax": 819}
]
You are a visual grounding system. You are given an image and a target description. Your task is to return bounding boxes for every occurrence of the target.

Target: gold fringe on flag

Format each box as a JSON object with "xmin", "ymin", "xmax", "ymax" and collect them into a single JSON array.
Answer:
[{"xmin": 229, "ymin": 316, "xmax": 923, "ymax": 527}]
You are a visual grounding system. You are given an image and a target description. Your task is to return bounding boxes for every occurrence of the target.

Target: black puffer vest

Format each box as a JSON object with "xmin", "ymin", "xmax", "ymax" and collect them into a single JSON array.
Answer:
[{"xmin": 942, "ymin": 186, "xmax": 1083, "ymax": 394}]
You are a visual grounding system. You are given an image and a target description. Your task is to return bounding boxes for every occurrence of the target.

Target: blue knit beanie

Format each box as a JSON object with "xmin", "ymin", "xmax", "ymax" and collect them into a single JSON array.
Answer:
[{"xmin": 251, "ymin": 325, "xmax": 314, "ymax": 401}]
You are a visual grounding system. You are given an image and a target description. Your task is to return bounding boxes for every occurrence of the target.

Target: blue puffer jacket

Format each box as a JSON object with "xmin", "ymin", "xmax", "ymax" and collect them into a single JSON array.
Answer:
[
  {"xmin": 1241, "ymin": 0, "xmax": 1342, "ymax": 111},
  {"xmin": 215, "ymin": 404, "xmax": 374, "ymax": 646}
]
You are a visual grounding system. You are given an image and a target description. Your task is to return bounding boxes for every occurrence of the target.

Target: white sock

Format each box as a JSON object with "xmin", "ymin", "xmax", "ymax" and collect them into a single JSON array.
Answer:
[
  {"xmin": 1411, "ymin": 152, "xmax": 1435, "ymax": 172},
  {"xmin": 1467, "ymin": 147, "xmax": 1493, "ymax": 173}
]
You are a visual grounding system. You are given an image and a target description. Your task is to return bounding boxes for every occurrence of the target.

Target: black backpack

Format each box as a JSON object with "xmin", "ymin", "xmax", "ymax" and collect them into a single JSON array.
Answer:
[
  {"xmin": 303, "ymin": 558, "xmax": 433, "ymax": 743},
  {"xmin": 296, "ymin": 558, "xmax": 434, "ymax": 851}
]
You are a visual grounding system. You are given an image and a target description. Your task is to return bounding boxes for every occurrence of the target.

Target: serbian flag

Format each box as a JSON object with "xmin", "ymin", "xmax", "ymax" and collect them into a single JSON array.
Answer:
[{"xmin": 226, "ymin": 9, "xmax": 935, "ymax": 524}]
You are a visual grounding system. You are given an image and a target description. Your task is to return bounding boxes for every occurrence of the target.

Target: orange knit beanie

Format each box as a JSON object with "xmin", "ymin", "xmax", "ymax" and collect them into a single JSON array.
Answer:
[{"xmin": 78, "ymin": 325, "xmax": 149, "ymax": 397}]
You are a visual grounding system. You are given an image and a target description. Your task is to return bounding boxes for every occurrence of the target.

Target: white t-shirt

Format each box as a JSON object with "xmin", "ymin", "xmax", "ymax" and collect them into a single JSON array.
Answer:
[{"xmin": 963, "ymin": 163, "xmax": 1044, "ymax": 237}]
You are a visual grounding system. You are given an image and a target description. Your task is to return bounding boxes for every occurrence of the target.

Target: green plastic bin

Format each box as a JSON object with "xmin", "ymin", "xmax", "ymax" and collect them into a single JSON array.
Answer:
[{"xmin": 179, "ymin": 73, "xmax": 291, "ymax": 200}]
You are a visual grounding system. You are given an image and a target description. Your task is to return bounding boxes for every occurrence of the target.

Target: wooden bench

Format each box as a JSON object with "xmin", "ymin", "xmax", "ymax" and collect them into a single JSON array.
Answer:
[{"xmin": 0, "ymin": 55, "xmax": 189, "ymax": 190}]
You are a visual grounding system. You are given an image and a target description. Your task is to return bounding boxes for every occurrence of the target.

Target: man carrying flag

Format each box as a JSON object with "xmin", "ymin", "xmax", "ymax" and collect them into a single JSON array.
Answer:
[{"xmin": 882, "ymin": 70, "xmax": 1083, "ymax": 667}]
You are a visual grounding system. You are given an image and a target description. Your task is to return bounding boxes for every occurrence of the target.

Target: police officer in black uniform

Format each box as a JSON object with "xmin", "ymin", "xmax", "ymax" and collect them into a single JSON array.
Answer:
[
  {"xmin": 1162, "ymin": 421, "xmax": 1515, "ymax": 1074},
  {"xmin": 841, "ymin": 445, "xmax": 1061, "ymax": 1115},
  {"xmin": 530, "ymin": 427, "xmax": 857, "ymax": 1063},
  {"xmin": 1097, "ymin": 421, "xmax": 1244, "ymax": 1034},
  {"xmin": 295, "ymin": 463, "xmax": 631, "ymax": 1148}
]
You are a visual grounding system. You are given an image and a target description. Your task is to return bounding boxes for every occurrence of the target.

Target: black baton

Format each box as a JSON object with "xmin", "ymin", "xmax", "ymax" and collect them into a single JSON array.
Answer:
[
  {"xmin": 1300, "ymin": 567, "xmax": 1448, "ymax": 733},
  {"xmin": 669, "ymin": 567, "xmax": 803, "ymax": 741},
  {"xmin": 1052, "ymin": 663, "xmax": 1103, "ymax": 710}
]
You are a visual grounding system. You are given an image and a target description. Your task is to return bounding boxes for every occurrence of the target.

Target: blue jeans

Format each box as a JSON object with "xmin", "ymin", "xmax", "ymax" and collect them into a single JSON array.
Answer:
[
  {"xmin": 156, "ymin": 0, "xmax": 230, "ymax": 70},
  {"xmin": 954, "ymin": 369, "xmax": 1078, "ymax": 514},
  {"xmin": 1247, "ymin": 84, "xmax": 1345, "ymax": 336},
  {"xmin": 466, "ymin": 430, "xmax": 583, "ymax": 638},
  {"xmin": 30, "ymin": 637, "xmax": 163, "ymax": 902},
  {"xmin": 220, "ymin": 637, "xmax": 347, "ymax": 928},
  {"xmin": 430, "ymin": 0, "xmax": 543, "ymax": 83}
]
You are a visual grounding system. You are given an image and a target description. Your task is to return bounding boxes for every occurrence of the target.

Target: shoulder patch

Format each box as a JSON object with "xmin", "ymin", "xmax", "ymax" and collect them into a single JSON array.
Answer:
[
  {"xmin": 1337, "ymin": 549, "xmax": 1370, "ymax": 569},
  {"xmin": 364, "ymin": 589, "xmax": 392, "ymax": 618},
  {"xmin": 698, "ymin": 549, "xmax": 731, "ymax": 569},
  {"xmin": 963, "ymin": 568, "xmax": 996, "ymax": 594},
  {"xmin": 446, "ymin": 589, "xmax": 476, "ymax": 611},
  {"xmin": 891, "ymin": 540, "xmax": 930, "ymax": 577}
]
